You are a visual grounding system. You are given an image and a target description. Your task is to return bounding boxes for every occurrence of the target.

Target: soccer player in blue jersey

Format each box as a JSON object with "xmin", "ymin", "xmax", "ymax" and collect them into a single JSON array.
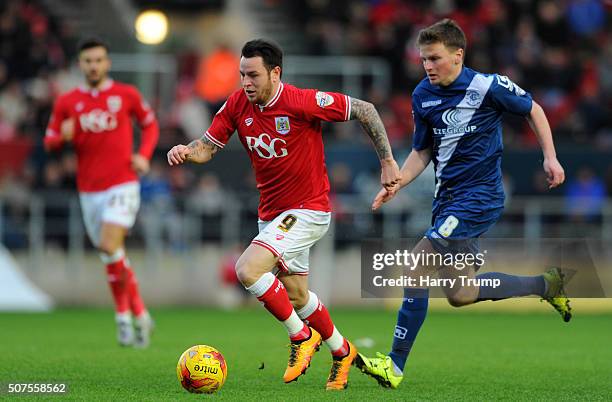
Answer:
[{"xmin": 355, "ymin": 19, "xmax": 570, "ymax": 388}]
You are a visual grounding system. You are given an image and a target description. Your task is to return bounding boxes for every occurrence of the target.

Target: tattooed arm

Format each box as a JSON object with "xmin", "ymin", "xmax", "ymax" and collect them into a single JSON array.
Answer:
[
  {"xmin": 349, "ymin": 97, "xmax": 401, "ymax": 190},
  {"xmin": 167, "ymin": 136, "xmax": 220, "ymax": 166},
  {"xmin": 349, "ymin": 98, "xmax": 395, "ymax": 161}
]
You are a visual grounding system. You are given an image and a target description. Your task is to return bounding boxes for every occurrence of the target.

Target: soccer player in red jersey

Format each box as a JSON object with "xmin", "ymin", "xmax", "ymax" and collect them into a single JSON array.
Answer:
[
  {"xmin": 168, "ymin": 39, "xmax": 401, "ymax": 390},
  {"xmin": 44, "ymin": 38, "xmax": 159, "ymax": 348}
]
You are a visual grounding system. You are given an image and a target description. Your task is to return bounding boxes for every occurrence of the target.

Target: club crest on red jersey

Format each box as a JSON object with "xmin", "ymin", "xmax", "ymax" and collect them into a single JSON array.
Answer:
[
  {"xmin": 245, "ymin": 117, "xmax": 253, "ymax": 126},
  {"xmin": 107, "ymin": 96, "xmax": 122, "ymax": 113},
  {"xmin": 275, "ymin": 116, "xmax": 290, "ymax": 135}
]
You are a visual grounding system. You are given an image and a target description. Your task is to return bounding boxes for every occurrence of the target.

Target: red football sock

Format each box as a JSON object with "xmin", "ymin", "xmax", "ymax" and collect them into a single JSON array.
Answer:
[
  {"xmin": 124, "ymin": 261, "xmax": 146, "ymax": 317},
  {"xmin": 247, "ymin": 273, "xmax": 308, "ymax": 339},
  {"xmin": 303, "ymin": 301, "xmax": 334, "ymax": 340},
  {"xmin": 331, "ymin": 339, "xmax": 350, "ymax": 358},
  {"xmin": 301, "ymin": 296, "xmax": 347, "ymax": 356},
  {"xmin": 257, "ymin": 277, "xmax": 294, "ymax": 321},
  {"xmin": 105, "ymin": 261, "xmax": 129, "ymax": 313},
  {"xmin": 289, "ymin": 324, "xmax": 311, "ymax": 342}
]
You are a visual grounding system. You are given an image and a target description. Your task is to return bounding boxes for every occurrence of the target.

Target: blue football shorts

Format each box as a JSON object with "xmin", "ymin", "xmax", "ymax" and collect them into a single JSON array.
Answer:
[{"xmin": 424, "ymin": 201, "xmax": 503, "ymax": 258}]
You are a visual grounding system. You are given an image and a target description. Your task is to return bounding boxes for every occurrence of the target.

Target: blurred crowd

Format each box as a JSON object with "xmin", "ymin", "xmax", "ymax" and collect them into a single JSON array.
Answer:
[
  {"xmin": 0, "ymin": 0, "xmax": 78, "ymax": 143},
  {"xmin": 1, "ymin": 0, "xmax": 611, "ymax": 249},
  {"xmin": 288, "ymin": 0, "xmax": 611, "ymax": 148},
  {"xmin": 0, "ymin": 2, "xmax": 76, "ymax": 192}
]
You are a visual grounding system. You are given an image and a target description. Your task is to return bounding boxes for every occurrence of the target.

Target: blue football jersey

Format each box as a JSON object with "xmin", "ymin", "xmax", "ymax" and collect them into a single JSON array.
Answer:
[{"xmin": 412, "ymin": 67, "xmax": 532, "ymax": 210}]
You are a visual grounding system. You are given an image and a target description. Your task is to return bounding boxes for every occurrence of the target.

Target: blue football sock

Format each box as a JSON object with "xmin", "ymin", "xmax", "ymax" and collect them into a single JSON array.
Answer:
[
  {"xmin": 389, "ymin": 288, "xmax": 428, "ymax": 372},
  {"xmin": 476, "ymin": 272, "xmax": 545, "ymax": 301}
]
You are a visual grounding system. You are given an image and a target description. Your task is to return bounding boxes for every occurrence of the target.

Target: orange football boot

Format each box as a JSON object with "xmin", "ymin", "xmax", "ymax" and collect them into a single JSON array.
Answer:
[
  {"xmin": 325, "ymin": 340, "xmax": 357, "ymax": 390},
  {"xmin": 283, "ymin": 328, "xmax": 322, "ymax": 383}
]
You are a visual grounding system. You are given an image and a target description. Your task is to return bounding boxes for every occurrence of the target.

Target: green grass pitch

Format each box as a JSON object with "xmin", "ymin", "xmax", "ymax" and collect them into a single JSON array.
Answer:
[{"xmin": 1, "ymin": 308, "xmax": 611, "ymax": 401}]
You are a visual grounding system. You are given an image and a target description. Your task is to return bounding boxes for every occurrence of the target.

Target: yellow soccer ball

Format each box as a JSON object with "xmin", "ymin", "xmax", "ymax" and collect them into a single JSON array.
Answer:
[{"xmin": 176, "ymin": 345, "xmax": 228, "ymax": 394}]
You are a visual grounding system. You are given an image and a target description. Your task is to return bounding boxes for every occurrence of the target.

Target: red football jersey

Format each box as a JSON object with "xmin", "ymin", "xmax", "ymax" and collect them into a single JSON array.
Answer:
[
  {"xmin": 205, "ymin": 82, "xmax": 351, "ymax": 221},
  {"xmin": 45, "ymin": 80, "xmax": 159, "ymax": 192}
]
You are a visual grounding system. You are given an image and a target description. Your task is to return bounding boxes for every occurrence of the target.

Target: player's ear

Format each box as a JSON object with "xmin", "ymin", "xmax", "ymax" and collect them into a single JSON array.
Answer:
[
  {"xmin": 455, "ymin": 48, "xmax": 464, "ymax": 65},
  {"xmin": 271, "ymin": 66, "xmax": 281, "ymax": 82}
]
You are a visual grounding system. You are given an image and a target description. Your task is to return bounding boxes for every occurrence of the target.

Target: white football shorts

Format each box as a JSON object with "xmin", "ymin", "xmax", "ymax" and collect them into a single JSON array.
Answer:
[
  {"xmin": 252, "ymin": 209, "xmax": 331, "ymax": 275},
  {"xmin": 79, "ymin": 181, "xmax": 140, "ymax": 247}
]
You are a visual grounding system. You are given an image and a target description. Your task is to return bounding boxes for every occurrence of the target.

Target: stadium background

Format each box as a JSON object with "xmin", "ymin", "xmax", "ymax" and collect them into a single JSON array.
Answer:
[{"xmin": 0, "ymin": 0, "xmax": 611, "ymax": 306}]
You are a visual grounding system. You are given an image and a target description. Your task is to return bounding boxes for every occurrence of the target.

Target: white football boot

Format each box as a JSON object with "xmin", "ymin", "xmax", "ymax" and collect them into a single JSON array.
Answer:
[
  {"xmin": 134, "ymin": 312, "xmax": 154, "ymax": 349},
  {"xmin": 116, "ymin": 312, "xmax": 134, "ymax": 347}
]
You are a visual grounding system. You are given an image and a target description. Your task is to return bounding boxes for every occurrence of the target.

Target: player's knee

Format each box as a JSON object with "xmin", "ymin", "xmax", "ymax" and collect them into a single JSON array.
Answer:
[
  {"xmin": 447, "ymin": 293, "xmax": 476, "ymax": 308},
  {"xmin": 234, "ymin": 259, "xmax": 249, "ymax": 285},
  {"xmin": 97, "ymin": 239, "xmax": 120, "ymax": 256},
  {"xmin": 235, "ymin": 257, "xmax": 259, "ymax": 287}
]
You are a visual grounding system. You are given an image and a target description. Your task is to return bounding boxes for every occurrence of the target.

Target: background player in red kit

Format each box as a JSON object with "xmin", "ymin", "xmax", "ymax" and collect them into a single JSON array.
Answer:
[
  {"xmin": 168, "ymin": 39, "xmax": 401, "ymax": 390},
  {"xmin": 44, "ymin": 38, "xmax": 159, "ymax": 348}
]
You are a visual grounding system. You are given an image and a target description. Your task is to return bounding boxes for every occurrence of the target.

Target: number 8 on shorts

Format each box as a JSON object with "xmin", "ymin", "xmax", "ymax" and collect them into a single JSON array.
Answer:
[{"xmin": 438, "ymin": 215, "xmax": 459, "ymax": 238}]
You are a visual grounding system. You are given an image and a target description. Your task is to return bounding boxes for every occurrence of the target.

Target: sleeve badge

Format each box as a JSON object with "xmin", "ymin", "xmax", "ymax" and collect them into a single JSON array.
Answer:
[{"xmin": 315, "ymin": 91, "xmax": 334, "ymax": 108}]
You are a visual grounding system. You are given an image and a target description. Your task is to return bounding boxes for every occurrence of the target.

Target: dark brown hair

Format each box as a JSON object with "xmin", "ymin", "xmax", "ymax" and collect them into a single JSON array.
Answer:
[
  {"xmin": 77, "ymin": 37, "xmax": 110, "ymax": 54},
  {"xmin": 417, "ymin": 19, "xmax": 466, "ymax": 52},
  {"xmin": 241, "ymin": 39, "xmax": 283, "ymax": 74}
]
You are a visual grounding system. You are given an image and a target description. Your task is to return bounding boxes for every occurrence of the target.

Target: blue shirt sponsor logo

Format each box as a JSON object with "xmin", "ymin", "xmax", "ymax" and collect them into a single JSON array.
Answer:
[{"xmin": 421, "ymin": 99, "xmax": 442, "ymax": 108}]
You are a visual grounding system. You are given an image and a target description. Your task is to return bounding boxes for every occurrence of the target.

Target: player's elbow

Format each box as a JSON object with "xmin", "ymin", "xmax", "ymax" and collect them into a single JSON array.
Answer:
[
  {"xmin": 362, "ymin": 101, "xmax": 376, "ymax": 116},
  {"xmin": 415, "ymin": 148, "xmax": 432, "ymax": 166}
]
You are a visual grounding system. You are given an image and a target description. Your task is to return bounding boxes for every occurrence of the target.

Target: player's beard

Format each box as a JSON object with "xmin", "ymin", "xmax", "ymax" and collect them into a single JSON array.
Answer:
[
  {"xmin": 257, "ymin": 75, "xmax": 274, "ymax": 105},
  {"xmin": 86, "ymin": 71, "xmax": 106, "ymax": 88}
]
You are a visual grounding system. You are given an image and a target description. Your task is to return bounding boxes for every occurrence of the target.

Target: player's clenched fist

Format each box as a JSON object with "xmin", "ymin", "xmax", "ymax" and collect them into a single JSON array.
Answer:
[
  {"xmin": 380, "ymin": 159, "xmax": 401, "ymax": 192},
  {"xmin": 131, "ymin": 154, "xmax": 150, "ymax": 175},
  {"xmin": 543, "ymin": 157, "xmax": 565, "ymax": 189},
  {"xmin": 60, "ymin": 118, "xmax": 75, "ymax": 142},
  {"xmin": 167, "ymin": 144, "xmax": 191, "ymax": 165}
]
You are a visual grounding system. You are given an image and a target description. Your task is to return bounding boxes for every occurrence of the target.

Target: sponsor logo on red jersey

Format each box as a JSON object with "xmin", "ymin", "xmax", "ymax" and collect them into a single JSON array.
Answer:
[
  {"xmin": 245, "ymin": 133, "xmax": 288, "ymax": 159},
  {"xmin": 79, "ymin": 109, "xmax": 118, "ymax": 133}
]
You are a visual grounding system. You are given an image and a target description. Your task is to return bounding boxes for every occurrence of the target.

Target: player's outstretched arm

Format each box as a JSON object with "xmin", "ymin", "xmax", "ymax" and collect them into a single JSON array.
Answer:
[
  {"xmin": 372, "ymin": 148, "xmax": 432, "ymax": 210},
  {"xmin": 398, "ymin": 147, "xmax": 432, "ymax": 188},
  {"xmin": 349, "ymin": 98, "xmax": 401, "ymax": 191},
  {"xmin": 167, "ymin": 136, "xmax": 219, "ymax": 166},
  {"xmin": 526, "ymin": 101, "xmax": 565, "ymax": 189}
]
